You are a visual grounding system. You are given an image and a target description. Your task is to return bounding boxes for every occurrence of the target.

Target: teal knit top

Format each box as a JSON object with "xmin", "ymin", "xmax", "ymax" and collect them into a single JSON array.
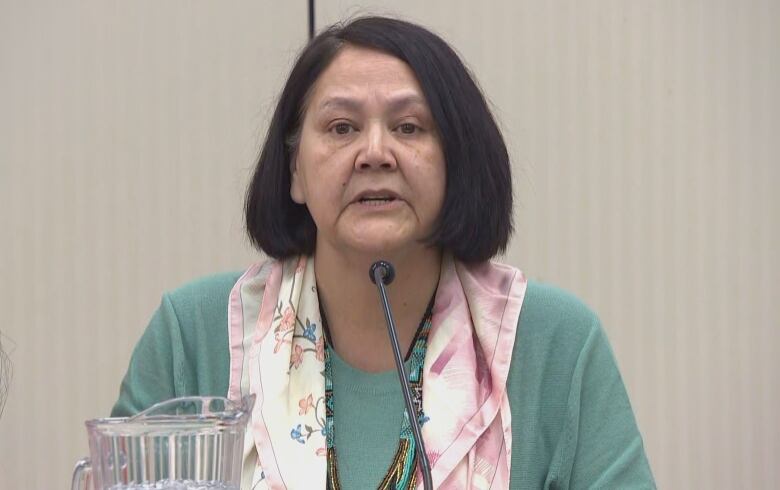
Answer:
[{"xmin": 112, "ymin": 271, "xmax": 655, "ymax": 489}]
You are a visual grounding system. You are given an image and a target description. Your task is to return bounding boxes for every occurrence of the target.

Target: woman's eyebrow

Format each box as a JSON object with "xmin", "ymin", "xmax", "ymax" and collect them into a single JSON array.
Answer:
[
  {"xmin": 319, "ymin": 96, "xmax": 361, "ymax": 112},
  {"xmin": 317, "ymin": 94, "xmax": 427, "ymax": 113},
  {"xmin": 386, "ymin": 94, "xmax": 427, "ymax": 112}
]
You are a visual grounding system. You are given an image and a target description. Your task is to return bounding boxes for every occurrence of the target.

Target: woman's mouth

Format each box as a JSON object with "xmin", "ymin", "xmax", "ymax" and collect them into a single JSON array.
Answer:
[
  {"xmin": 358, "ymin": 196, "xmax": 397, "ymax": 206},
  {"xmin": 353, "ymin": 189, "xmax": 403, "ymax": 207}
]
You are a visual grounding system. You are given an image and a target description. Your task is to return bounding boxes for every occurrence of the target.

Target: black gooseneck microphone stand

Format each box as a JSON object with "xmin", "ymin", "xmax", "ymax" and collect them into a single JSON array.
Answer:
[{"xmin": 369, "ymin": 260, "xmax": 434, "ymax": 490}]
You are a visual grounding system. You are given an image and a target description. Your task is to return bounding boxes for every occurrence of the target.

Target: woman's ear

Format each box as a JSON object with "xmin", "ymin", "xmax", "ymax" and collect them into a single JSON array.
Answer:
[{"xmin": 290, "ymin": 155, "xmax": 306, "ymax": 204}]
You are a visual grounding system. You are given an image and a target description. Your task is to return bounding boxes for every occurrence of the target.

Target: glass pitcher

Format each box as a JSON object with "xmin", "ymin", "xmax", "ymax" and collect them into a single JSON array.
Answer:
[{"xmin": 72, "ymin": 395, "xmax": 255, "ymax": 490}]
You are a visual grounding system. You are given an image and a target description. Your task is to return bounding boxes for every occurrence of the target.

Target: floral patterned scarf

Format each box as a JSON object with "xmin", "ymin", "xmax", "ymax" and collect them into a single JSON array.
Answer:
[{"xmin": 227, "ymin": 254, "xmax": 526, "ymax": 489}]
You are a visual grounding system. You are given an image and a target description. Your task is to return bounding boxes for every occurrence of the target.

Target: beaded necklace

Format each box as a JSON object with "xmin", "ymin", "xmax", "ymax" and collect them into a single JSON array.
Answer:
[{"xmin": 320, "ymin": 297, "xmax": 434, "ymax": 490}]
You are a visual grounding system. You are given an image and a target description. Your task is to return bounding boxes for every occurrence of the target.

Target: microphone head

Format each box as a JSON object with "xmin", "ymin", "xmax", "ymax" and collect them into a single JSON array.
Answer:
[{"xmin": 369, "ymin": 260, "xmax": 396, "ymax": 285}]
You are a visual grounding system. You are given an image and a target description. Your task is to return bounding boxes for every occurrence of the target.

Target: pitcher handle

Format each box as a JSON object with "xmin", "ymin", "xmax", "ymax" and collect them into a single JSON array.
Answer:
[{"xmin": 71, "ymin": 457, "xmax": 92, "ymax": 490}]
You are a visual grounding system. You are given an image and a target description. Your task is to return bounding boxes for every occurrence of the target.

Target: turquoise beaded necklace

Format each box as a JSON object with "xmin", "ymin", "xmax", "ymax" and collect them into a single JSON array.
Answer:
[{"xmin": 320, "ymin": 297, "xmax": 434, "ymax": 490}]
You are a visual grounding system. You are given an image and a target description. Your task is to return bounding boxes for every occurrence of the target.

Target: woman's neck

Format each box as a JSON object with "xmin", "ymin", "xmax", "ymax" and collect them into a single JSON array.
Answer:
[{"xmin": 314, "ymin": 244, "xmax": 442, "ymax": 373}]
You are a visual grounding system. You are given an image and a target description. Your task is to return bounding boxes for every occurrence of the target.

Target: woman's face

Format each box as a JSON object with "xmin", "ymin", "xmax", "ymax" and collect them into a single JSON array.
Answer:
[{"xmin": 290, "ymin": 46, "xmax": 446, "ymax": 259}]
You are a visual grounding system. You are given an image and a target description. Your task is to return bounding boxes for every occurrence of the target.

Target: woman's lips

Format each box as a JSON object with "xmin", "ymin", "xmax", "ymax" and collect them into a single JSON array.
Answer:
[
  {"xmin": 352, "ymin": 197, "xmax": 404, "ymax": 209},
  {"xmin": 352, "ymin": 189, "xmax": 402, "ymax": 203}
]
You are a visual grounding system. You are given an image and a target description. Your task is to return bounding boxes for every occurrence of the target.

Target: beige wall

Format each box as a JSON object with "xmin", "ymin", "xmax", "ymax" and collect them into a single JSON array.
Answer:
[{"xmin": 1, "ymin": 1, "xmax": 777, "ymax": 488}]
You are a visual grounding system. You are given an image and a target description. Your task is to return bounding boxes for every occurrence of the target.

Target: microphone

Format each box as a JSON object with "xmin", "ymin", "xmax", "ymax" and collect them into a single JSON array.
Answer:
[{"xmin": 369, "ymin": 260, "xmax": 434, "ymax": 490}]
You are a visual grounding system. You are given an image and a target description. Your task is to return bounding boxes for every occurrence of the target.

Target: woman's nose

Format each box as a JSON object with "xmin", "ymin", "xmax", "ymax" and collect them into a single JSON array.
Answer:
[{"xmin": 355, "ymin": 124, "xmax": 397, "ymax": 171}]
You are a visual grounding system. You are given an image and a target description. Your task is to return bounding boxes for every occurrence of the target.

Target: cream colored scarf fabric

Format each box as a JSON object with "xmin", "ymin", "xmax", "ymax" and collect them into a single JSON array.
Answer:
[{"xmin": 227, "ymin": 254, "xmax": 526, "ymax": 489}]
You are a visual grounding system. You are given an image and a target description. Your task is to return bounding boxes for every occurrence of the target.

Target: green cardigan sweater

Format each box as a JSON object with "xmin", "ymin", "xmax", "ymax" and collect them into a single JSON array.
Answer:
[{"xmin": 112, "ymin": 272, "xmax": 655, "ymax": 489}]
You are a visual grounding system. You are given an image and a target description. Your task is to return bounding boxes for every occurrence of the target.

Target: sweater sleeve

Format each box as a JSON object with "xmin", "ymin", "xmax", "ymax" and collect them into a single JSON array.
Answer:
[
  {"xmin": 110, "ymin": 293, "xmax": 187, "ymax": 417},
  {"xmin": 549, "ymin": 317, "xmax": 656, "ymax": 489}
]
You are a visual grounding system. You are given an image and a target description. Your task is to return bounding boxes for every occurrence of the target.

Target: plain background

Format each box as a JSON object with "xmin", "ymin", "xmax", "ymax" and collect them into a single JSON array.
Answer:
[{"xmin": 1, "ymin": 1, "xmax": 778, "ymax": 488}]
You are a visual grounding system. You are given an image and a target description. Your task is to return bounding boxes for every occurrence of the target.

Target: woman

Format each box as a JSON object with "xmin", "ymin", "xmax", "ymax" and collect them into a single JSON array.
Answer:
[{"xmin": 113, "ymin": 16, "xmax": 655, "ymax": 489}]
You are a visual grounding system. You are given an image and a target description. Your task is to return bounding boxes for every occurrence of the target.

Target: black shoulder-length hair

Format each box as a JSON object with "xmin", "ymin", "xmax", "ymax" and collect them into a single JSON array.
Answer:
[{"xmin": 245, "ymin": 16, "xmax": 513, "ymax": 262}]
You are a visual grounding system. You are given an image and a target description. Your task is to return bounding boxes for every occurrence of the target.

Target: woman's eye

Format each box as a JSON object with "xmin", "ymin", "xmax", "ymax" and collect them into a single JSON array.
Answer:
[
  {"xmin": 398, "ymin": 123, "xmax": 418, "ymax": 135},
  {"xmin": 331, "ymin": 122, "xmax": 354, "ymax": 135}
]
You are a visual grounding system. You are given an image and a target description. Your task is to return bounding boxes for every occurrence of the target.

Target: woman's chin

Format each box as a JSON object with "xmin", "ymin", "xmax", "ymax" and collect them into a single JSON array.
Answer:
[
  {"xmin": 318, "ymin": 222, "xmax": 433, "ymax": 261},
  {"xmin": 338, "ymin": 232, "xmax": 419, "ymax": 258}
]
